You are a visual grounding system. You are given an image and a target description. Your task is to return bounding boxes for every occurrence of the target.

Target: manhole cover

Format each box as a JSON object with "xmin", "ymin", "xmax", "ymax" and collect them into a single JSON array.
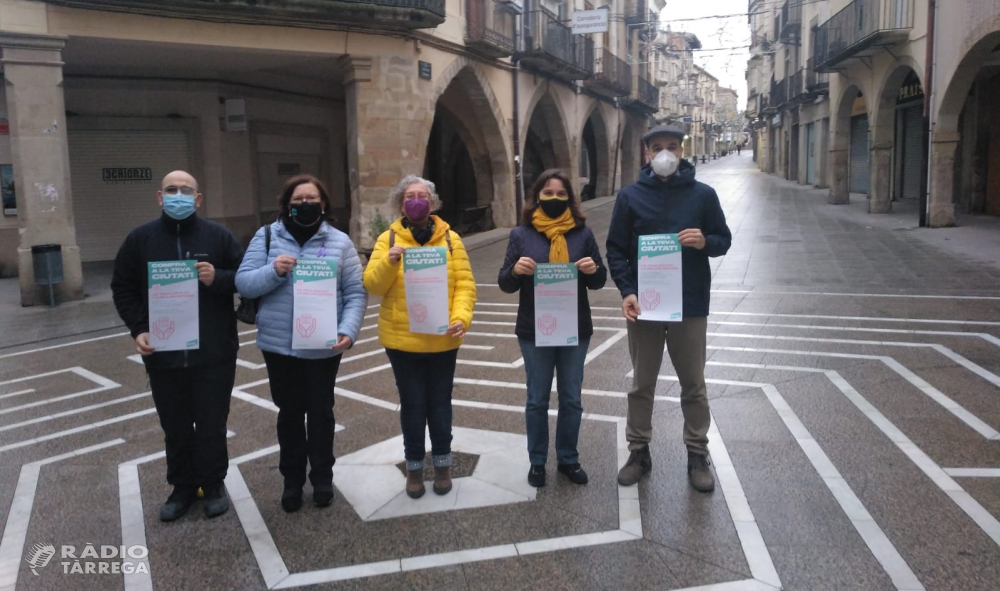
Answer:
[{"xmin": 395, "ymin": 451, "xmax": 480, "ymax": 480}]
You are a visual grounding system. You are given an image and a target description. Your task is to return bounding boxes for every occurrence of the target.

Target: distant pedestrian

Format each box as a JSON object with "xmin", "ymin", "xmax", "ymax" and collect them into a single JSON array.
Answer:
[
  {"xmin": 606, "ymin": 124, "xmax": 732, "ymax": 493},
  {"xmin": 111, "ymin": 170, "xmax": 243, "ymax": 521},
  {"xmin": 363, "ymin": 175, "xmax": 477, "ymax": 499},
  {"xmin": 737, "ymin": 144, "xmax": 742, "ymax": 155},
  {"xmin": 235, "ymin": 175, "xmax": 366, "ymax": 513},
  {"xmin": 498, "ymin": 169, "xmax": 607, "ymax": 488}
]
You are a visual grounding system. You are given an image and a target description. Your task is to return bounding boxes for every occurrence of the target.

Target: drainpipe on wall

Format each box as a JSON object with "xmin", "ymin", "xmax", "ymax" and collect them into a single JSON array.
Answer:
[
  {"xmin": 920, "ymin": 0, "xmax": 936, "ymax": 228},
  {"xmin": 512, "ymin": 13, "xmax": 524, "ymax": 222},
  {"xmin": 611, "ymin": 97, "xmax": 622, "ymax": 194}
]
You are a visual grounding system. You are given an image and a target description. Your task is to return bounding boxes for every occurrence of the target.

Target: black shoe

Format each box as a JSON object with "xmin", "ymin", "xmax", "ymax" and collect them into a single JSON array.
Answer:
[
  {"xmin": 159, "ymin": 486, "xmax": 197, "ymax": 522},
  {"xmin": 687, "ymin": 452, "xmax": 716, "ymax": 493},
  {"xmin": 313, "ymin": 485, "xmax": 334, "ymax": 508},
  {"xmin": 527, "ymin": 464, "xmax": 546, "ymax": 488},
  {"xmin": 617, "ymin": 446, "xmax": 652, "ymax": 486},
  {"xmin": 557, "ymin": 463, "xmax": 589, "ymax": 485},
  {"xmin": 202, "ymin": 483, "xmax": 230, "ymax": 518},
  {"xmin": 281, "ymin": 486, "xmax": 303, "ymax": 513}
]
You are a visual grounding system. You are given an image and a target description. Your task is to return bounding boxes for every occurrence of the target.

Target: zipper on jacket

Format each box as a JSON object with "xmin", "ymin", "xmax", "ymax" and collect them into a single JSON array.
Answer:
[{"xmin": 176, "ymin": 223, "xmax": 189, "ymax": 369}]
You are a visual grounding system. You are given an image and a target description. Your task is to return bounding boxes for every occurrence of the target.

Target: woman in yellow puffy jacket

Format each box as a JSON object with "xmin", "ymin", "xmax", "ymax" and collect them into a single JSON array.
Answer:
[{"xmin": 363, "ymin": 174, "xmax": 476, "ymax": 500}]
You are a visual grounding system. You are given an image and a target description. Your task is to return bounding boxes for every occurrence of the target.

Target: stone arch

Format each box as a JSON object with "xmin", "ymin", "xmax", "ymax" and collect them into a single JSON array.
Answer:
[
  {"xmin": 869, "ymin": 59, "xmax": 925, "ymax": 214},
  {"xmin": 930, "ymin": 20, "xmax": 1000, "ymax": 226},
  {"xmin": 829, "ymin": 79, "xmax": 869, "ymax": 204},
  {"xmin": 422, "ymin": 57, "xmax": 515, "ymax": 229},
  {"xmin": 578, "ymin": 100, "xmax": 613, "ymax": 199},
  {"xmin": 522, "ymin": 86, "xmax": 574, "ymax": 197}
]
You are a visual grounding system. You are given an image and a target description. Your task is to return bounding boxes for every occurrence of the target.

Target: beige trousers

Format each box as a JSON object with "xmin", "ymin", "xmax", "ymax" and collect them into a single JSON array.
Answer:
[{"xmin": 625, "ymin": 316, "xmax": 710, "ymax": 454}]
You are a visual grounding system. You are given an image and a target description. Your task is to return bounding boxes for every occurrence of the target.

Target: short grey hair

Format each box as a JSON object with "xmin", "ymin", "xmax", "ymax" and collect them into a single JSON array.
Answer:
[{"xmin": 388, "ymin": 175, "xmax": 442, "ymax": 215}]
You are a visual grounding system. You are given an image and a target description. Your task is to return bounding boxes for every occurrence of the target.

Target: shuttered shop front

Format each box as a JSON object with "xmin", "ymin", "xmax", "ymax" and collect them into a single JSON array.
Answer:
[
  {"xmin": 849, "ymin": 115, "xmax": 869, "ymax": 195},
  {"xmin": 70, "ymin": 130, "xmax": 192, "ymax": 261}
]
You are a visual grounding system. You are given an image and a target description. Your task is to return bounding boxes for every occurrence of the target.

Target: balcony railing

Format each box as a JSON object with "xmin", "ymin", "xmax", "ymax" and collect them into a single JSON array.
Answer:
[
  {"xmin": 779, "ymin": 0, "xmax": 802, "ymax": 44},
  {"xmin": 465, "ymin": 0, "xmax": 515, "ymax": 57},
  {"xmin": 813, "ymin": 0, "xmax": 914, "ymax": 71},
  {"xmin": 771, "ymin": 78, "xmax": 788, "ymax": 109},
  {"xmin": 629, "ymin": 73, "xmax": 659, "ymax": 113},
  {"xmin": 42, "ymin": 0, "xmax": 446, "ymax": 29},
  {"xmin": 624, "ymin": 0, "xmax": 647, "ymax": 26},
  {"xmin": 805, "ymin": 58, "xmax": 830, "ymax": 94},
  {"xmin": 788, "ymin": 69, "xmax": 805, "ymax": 102},
  {"xmin": 521, "ymin": 10, "xmax": 594, "ymax": 81},
  {"xmin": 585, "ymin": 48, "xmax": 632, "ymax": 98}
]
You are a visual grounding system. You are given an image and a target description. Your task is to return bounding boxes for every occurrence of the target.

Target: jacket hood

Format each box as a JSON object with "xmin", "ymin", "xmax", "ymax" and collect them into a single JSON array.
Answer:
[
  {"xmin": 390, "ymin": 214, "xmax": 451, "ymax": 243},
  {"xmin": 638, "ymin": 158, "xmax": 697, "ymax": 191}
]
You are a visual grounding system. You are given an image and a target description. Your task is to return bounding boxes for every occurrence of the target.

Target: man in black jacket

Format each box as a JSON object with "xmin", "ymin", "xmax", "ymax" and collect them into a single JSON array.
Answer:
[
  {"xmin": 607, "ymin": 124, "xmax": 732, "ymax": 493},
  {"xmin": 112, "ymin": 170, "xmax": 243, "ymax": 522}
]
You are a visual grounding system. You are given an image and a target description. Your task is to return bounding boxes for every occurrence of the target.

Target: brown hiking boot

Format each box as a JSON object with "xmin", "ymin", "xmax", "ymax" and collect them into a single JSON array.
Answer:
[
  {"xmin": 617, "ymin": 446, "xmax": 652, "ymax": 486},
  {"xmin": 433, "ymin": 466, "xmax": 452, "ymax": 495},
  {"xmin": 687, "ymin": 452, "xmax": 715, "ymax": 493},
  {"xmin": 406, "ymin": 469, "xmax": 425, "ymax": 499}
]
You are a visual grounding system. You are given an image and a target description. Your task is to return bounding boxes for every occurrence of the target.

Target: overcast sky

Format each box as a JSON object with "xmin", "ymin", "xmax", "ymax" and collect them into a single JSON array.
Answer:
[{"xmin": 658, "ymin": 0, "xmax": 751, "ymax": 106}]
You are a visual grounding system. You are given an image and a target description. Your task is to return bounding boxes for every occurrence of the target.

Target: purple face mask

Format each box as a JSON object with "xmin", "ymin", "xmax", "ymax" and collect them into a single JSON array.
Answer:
[{"xmin": 403, "ymin": 198, "xmax": 430, "ymax": 222}]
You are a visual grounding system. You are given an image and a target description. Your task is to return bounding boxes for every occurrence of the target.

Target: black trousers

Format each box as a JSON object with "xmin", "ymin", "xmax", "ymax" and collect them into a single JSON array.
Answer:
[
  {"xmin": 147, "ymin": 361, "xmax": 236, "ymax": 489},
  {"xmin": 384, "ymin": 348, "xmax": 458, "ymax": 462},
  {"xmin": 262, "ymin": 351, "xmax": 342, "ymax": 489}
]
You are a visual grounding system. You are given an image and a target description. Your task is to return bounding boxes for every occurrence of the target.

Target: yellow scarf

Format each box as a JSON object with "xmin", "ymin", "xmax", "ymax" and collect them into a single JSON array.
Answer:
[{"xmin": 532, "ymin": 207, "xmax": 575, "ymax": 263}]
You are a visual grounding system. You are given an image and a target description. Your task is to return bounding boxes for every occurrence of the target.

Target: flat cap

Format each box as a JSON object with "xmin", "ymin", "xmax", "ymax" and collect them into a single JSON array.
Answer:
[{"xmin": 642, "ymin": 123, "xmax": 686, "ymax": 144}]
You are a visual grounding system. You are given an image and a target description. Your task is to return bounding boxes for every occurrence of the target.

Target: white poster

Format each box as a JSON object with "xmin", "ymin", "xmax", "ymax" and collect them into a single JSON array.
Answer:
[
  {"xmin": 533, "ymin": 263, "xmax": 579, "ymax": 347},
  {"xmin": 292, "ymin": 259, "xmax": 339, "ymax": 349},
  {"xmin": 403, "ymin": 246, "xmax": 450, "ymax": 335},
  {"xmin": 637, "ymin": 234, "xmax": 683, "ymax": 322},
  {"xmin": 148, "ymin": 261, "xmax": 200, "ymax": 351}
]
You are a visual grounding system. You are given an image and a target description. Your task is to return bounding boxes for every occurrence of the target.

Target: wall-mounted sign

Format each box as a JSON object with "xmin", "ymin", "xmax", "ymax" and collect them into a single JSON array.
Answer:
[
  {"xmin": 277, "ymin": 163, "xmax": 301, "ymax": 176},
  {"xmin": 1, "ymin": 164, "xmax": 15, "ymax": 216},
  {"xmin": 225, "ymin": 98, "xmax": 247, "ymax": 132},
  {"xmin": 0, "ymin": 119, "xmax": 9, "ymax": 136},
  {"xmin": 572, "ymin": 9, "xmax": 609, "ymax": 34},
  {"xmin": 897, "ymin": 71, "xmax": 924, "ymax": 104},
  {"xmin": 418, "ymin": 61, "xmax": 432, "ymax": 81},
  {"xmin": 103, "ymin": 168, "xmax": 153, "ymax": 183}
]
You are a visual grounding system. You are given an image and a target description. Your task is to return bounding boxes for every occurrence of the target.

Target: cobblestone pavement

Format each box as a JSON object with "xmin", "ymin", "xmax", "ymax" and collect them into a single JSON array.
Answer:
[{"xmin": 1, "ymin": 153, "xmax": 999, "ymax": 590}]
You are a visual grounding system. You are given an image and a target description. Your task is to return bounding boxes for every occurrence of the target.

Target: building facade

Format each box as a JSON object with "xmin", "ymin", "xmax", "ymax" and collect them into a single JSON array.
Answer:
[
  {"xmin": 747, "ymin": 0, "xmax": 1000, "ymax": 228},
  {"xmin": 0, "ymin": 0, "xmax": 662, "ymax": 305}
]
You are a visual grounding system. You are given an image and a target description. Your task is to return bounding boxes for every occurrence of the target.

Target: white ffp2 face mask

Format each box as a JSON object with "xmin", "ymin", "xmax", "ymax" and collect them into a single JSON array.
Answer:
[{"xmin": 651, "ymin": 150, "xmax": 680, "ymax": 178}]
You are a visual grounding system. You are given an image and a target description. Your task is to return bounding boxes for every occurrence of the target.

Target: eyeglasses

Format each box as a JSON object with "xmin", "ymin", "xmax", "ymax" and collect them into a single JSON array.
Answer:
[
  {"xmin": 290, "ymin": 195, "xmax": 322, "ymax": 204},
  {"xmin": 403, "ymin": 193, "xmax": 431, "ymax": 201},
  {"xmin": 163, "ymin": 186, "xmax": 196, "ymax": 195}
]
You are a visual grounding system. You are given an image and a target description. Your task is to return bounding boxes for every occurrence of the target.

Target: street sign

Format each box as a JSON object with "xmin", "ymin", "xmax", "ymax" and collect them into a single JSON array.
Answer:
[
  {"xmin": 418, "ymin": 61, "xmax": 432, "ymax": 80},
  {"xmin": 572, "ymin": 9, "xmax": 608, "ymax": 34}
]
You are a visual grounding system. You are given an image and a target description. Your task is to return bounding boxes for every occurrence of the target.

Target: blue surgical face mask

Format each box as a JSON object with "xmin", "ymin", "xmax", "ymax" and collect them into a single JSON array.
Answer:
[{"xmin": 162, "ymin": 193, "xmax": 196, "ymax": 220}]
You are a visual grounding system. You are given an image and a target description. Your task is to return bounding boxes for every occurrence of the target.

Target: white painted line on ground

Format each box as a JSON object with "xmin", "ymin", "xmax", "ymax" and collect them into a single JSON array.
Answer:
[
  {"xmin": 232, "ymin": 389, "xmax": 278, "ymax": 413},
  {"xmin": 225, "ymin": 467, "xmax": 290, "ymax": 588},
  {"xmin": 0, "ymin": 408, "xmax": 157, "ymax": 455},
  {"xmin": 0, "ymin": 392, "xmax": 151, "ymax": 433},
  {"xmin": 337, "ymin": 364, "xmax": 393, "ymax": 383},
  {"xmin": 452, "ymin": 377, "xmax": 680, "ymax": 403},
  {"xmin": 0, "ymin": 390, "xmax": 34, "ymax": 401},
  {"xmin": 0, "ymin": 367, "xmax": 121, "ymax": 417},
  {"xmin": 942, "ymin": 468, "xmax": 1000, "ymax": 478},
  {"xmin": 585, "ymin": 330, "xmax": 627, "ymax": 365},
  {"xmin": 708, "ymin": 320, "xmax": 1000, "ymax": 349},
  {"xmin": 340, "ymin": 349, "xmax": 386, "ymax": 364},
  {"xmin": 0, "ymin": 439, "xmax": 125, "ymax": 591},
  {"xmin": 707, "ymin": 345, "xmax": 1000, "ymax": 440},
  {"xmin": 476, "ymin": 284, "xmax": 1000, "ymax": 300},
  {"xmin": 713, "ymin": 310, "xmax": 1000, "ymax": 328},
  {"xmin": 230, "ymin": 445, "xmax": 282, "ymax": 466},
  {"xmin": 664, "ymin": 375, "xmax": 923, "ymax": 589},
  {"xmin": 0, "ymin": 332, "xmax": 130, "ymax": 360}
]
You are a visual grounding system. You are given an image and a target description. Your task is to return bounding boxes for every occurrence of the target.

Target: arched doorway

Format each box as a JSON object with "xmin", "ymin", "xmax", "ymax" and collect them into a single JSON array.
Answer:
[
  {"xmin": 522, "ymin": 92, "xmax": 571, "ymax": 195},
  {"xmin": 578, "ymin": 106, "xmax": 611, "ymax": 200},
  {"xmin": 423, "ymin": 62, "xmax": 513, "ymax": 233},
  {"xmin": 830, "ymin": 83, "xmax": 867, "ymax": 204},
  {"xmin": 870, "ymin": 64, "xmax": 926, "ymax": 216}
]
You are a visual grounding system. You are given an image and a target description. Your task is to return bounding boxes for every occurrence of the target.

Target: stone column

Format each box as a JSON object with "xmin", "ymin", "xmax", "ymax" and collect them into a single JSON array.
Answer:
[
  {"xmin": 929, "ymin": 133, "xmax": 958, "ymax": 227},
  {"xmin": 868, "ymin": 144, "xmax": 893, "ymax": 213},
  {"xmin": 1, "ymin": 33, "xmax": 83, "ymax": 306},
  {"xmin": 828, "ymin": 148, "xmax": 849, "ymax": 204},
  {"xmin": 341, "ymin": 54, "xmax": 435, "ymax": 250}
]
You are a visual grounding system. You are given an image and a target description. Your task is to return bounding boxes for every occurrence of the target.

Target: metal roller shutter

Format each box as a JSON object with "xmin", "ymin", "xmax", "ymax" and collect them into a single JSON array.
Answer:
[
  {"xmin": 70, "ymin": 130, "xmax": 192, "ymax": 261},
  {"xmin": 900, "ymin": 106, "xmax": 924, "ymax": 200},
  {"xmin": 849, "ymin": 114, "xmax": 869, "ymax": 195}
]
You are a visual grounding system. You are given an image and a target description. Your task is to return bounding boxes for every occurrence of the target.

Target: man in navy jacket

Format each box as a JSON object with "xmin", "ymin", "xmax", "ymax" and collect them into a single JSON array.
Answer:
[
  {"xmin": 606, "ymin": 124, "xmax": 732, "ymax": 492},
  {"xmin": 112, "ymin": 170, "xmax": 243, "ymax": 521}
]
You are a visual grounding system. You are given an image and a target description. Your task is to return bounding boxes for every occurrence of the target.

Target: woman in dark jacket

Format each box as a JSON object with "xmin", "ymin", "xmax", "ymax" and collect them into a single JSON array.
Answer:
[{"xmin": 498, "ymin": 169, "xmax": 607, "ymax": 487}]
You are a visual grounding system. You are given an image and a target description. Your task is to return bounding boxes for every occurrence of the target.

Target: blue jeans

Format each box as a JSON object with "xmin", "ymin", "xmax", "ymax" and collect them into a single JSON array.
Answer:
[
  {"xmin": 384, "ymin": 348, "xmax": 458, "ymax": 469},
  {"xmin": 518, "ymin": 337, "xmax": 590, "ymax": 466}
]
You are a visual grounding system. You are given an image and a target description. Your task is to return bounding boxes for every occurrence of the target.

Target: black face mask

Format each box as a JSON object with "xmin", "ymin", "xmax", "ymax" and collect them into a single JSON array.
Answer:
[
  {"xmin": 539, "ymin": 199, "xmax": 569, "ymax": 219},
  {"xmin": 289, "ymin": 202, "xmax": 322, "ymax": 227}
]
